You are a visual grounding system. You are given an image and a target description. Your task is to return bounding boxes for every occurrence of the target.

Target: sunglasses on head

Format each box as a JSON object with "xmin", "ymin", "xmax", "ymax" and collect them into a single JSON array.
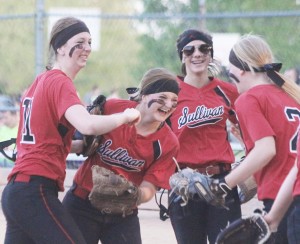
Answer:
[{"xmin": 182, "ymin": 44, "xmax": 212, "ymax": 57}]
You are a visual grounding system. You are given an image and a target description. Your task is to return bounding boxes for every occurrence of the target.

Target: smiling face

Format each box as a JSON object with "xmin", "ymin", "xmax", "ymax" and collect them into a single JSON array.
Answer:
[
  {"xmin": 59, "ymin": 32, "xmax": 92, "ymax": 69},
  {"xmin": 182, "ymin": 40, "xmax": 212, "ymax": 75},
  {"xmin": 141, "ymin": 91, "xmax": 178, "ymax": 122}
]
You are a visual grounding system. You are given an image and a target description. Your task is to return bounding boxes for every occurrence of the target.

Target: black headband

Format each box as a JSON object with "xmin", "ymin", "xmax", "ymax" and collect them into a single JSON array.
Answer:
[
  {"xmin": 229, "ymin": 50, "xmax": 251, "ymax": 71},
  {"xmin": 51, "ymin": 22, "xmax": 90, "ymax": 51},
  {"xmin": 229, "ymin": 49, "xmax": 284, "ymax": 87},
  {"xmin": 141, "ymin": 79, "xmax": 180, "ymax": 95},
  {"xmin": 177, "ymin": 29, "xmax": 213, "ymax": 60}
]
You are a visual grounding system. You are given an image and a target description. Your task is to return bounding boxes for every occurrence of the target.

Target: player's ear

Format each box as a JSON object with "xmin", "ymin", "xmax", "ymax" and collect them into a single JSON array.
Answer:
[
  {"xmin": 239, "ymin": 69, "xmax": 246, "ymax": 76},
  {"xmin": 57, "ymin": 47, "xmax": 65, "ymax": 56}
]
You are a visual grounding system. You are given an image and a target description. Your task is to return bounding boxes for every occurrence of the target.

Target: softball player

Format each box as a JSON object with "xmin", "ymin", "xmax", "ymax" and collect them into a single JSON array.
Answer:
[
  {"xmin": 264, "ymin": 136, "xmax": 300, "ymax": 244},
  {"xmin": 168, "ymin": 29, "xmax": 241, "ymax": 244},
  {"xmin": 1, "ymin": 17, "xmax": 140, "ymax": 244},
  {"xmin": 62, "ymin": 68, "xmax": 180, "ymax": 244},
  {"xmin": 223, "ymin": 34, "xmax": 300, "ymax": 243}
]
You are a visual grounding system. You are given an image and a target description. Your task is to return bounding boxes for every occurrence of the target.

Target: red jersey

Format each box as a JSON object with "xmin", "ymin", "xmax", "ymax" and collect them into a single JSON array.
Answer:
[
  {"xmin": 293, "ymin": 128, "xmax": 300, "ymax": 197},
  {"xmin": 8, "ymin": 70, "xmax": 82, "ymax": 190},
  {"xmin": 170, "ymin": 77, "xmax": 239, "ymax": 167},
  {"xmin": 74, "ymin": 99, "xmax": 179, "ymax": 191},
  {"xmin": 235, "ymin": 84, "xmax": 300, "ymax": 200}
]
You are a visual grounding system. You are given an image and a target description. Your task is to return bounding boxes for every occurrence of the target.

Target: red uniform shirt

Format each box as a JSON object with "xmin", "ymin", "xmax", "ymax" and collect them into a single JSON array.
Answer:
[
  {"xmin": 8, "ymin": 70, "xmax": 82, "ymax": 190},
  {"xmin": 293, "ymin": 129, "xmax": 300, "ymax": 197},
  {"xmin": 235, "ymin": 84, "xmax": 300, "ymax": 200},
  {"xmin": 74, "ymin": 99, "xmax": 179, "ymax": 191},
  {"xmin": 170, "ymin": 77, "xmax": 239, "ymax": 167}
]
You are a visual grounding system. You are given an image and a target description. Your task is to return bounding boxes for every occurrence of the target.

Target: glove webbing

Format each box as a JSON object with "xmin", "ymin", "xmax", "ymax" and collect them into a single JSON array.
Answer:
[
  {"xmin": 0, "ymin": 138, "xmax": 17, "ymax": 161},
  {"xmin": 194, "ymin": 177, "xmax": 231, "ymax": 210}
]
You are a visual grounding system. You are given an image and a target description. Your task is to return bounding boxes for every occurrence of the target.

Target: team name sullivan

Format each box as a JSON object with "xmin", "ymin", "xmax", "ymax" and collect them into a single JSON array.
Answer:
[
  {"xmin": 178, "ymin": 105, "xmax": 224, "ymax": 128},
  {"xmin": 97, "ymin": 140, "xmax": 145, "ymax": 170}
]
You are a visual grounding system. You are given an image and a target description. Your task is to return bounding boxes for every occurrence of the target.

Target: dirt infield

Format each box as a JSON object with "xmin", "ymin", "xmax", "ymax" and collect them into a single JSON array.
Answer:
[
  {"xmin": 0, "ymin": 156, "xmax": 263, "ymax": 244},
  {"xmin": 0, "ymin": 181, "xmax": 262, "ymax": 244}
]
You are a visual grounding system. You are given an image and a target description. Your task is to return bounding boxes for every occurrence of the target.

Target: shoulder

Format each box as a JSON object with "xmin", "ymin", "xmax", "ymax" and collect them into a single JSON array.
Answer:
[
  {"xmin": 237, "ymin": 85, "xmax": 273, "ymax": 102},
  {"xmin": 211, "ymin": 78, "xmax": 239, "ymax": 104},
  {"xmin": 235, "ymin": 88, "xmax": 262, "ymax": 110},
  {"xmin": 212, "ymin": 78, "xmax": 238, "ymax": 93},
  {"xmin": 237, "ymin": 84, "xmax": 295, "ymax": 107},
  {"xmin": 35, "ymin": 70, "xmax": 77, "ymax": 99},
  {"xmin": 176, "ymin": 76, "xmax": 190, "ymax": 90},
  {"xmin": 105, "ymin": 99, "xmax": 137, "ymax": 114},
  {"xmin": 160, "ymin": 124, "xmax": 180, "ymax": 146},
  {"xmin": 40, "ymin": 70, "xmax": 74, "ymax": 93},
  {"xmin": 106, "ymin": 98, "xmax": 136, "ymax": 108},
  {"xmin": 46, "ymin": 70, "xmax": 71, "ymax": 84}
]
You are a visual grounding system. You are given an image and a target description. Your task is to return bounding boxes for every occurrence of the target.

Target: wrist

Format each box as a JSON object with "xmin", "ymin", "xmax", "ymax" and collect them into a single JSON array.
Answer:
[
  {"xmin": 264, "ymin": 213, "xmax": 278, "ymax": 232},
  {"xmin": 121, "ymin": 108, "xmax": 140, "ymax": 125},
  {"xmin": 114, "ymin": 112, "xmax": 129, "ymax": 126},
  {"xmin": 224, "ymin": 175, "xmax": 234, "ymax": 189},
  {"xmin": 218, "ymin": 177, "xmax": 232, "ymax": 194}
]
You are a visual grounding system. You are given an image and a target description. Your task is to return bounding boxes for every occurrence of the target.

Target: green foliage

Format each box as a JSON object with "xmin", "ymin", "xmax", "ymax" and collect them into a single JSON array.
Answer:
[
  {"xmin": 133, "ymin": 0, "xmax": 200, "ymax": 78},
  {"xmin": 0, "ymin": 0, "xmax": 141, "ymax": 98},
  {"xmin": 138, "ymin": 0, "xmax": 300, "ymax": 76},
  {"xmin": 1, "ymin": 0, "xmax": 300, "ymax": 98}
]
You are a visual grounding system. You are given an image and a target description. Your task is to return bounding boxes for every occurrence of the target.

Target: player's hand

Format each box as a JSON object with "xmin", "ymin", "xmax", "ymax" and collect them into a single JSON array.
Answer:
[
  {"xmin": 123, "ymin": 108, "xmax": 141, "ymax": 125},
  {"xmin": 71, "ymin": 140, "xmax": 84, "ymax": 154},
  {"xmin": 230, "ymin": 122, "xmax": 244, "ymax": 146}
]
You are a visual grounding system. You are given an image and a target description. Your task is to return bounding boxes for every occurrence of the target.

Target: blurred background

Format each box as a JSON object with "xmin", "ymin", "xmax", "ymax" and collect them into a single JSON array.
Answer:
[
  {"xmin": 0, "ymin": 0, "xmax": 300, "ymax": 100},
  {"xmin": 0, "ymin": 2, "xmax": 276, "ymax": 234}
]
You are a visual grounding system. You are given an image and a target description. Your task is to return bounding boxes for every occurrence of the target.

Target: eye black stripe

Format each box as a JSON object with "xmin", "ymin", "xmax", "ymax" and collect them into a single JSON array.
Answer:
[{"xmin": 229, "ymin": 73, "xmax": 240, "ymax": 83}]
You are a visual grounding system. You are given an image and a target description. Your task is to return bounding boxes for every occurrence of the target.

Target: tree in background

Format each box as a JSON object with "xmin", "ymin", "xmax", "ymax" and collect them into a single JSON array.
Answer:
[
  {"xmin": 137, "ymin": 0, "xmax": 300, "ymax": 79},
  {"xmin": 0, "ymin": 0, "xmax": 300, "ymax": 98},
  {"xmin": 134, "ymin": 0, "xmax": 200, "ymax": 78}
]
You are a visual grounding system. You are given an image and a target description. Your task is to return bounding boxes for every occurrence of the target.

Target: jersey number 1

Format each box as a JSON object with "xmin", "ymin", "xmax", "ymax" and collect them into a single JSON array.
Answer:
[{"xmin": 20, "ymin": 98, "xmax": 35, "ymax": 144}]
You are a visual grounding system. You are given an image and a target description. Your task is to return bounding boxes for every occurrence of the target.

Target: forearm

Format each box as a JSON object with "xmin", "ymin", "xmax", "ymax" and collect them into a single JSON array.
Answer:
[
  {"xmin": 230, "ymin": 122, "xmax": 244, "ymax": 147},
  {"xmin": 79, "ymin": 113, "xmax": 129, "ymax": 135},
  {"xmin": 137, "ymin": 181, "xmax": 157, "ymax": 205},
  {"xmin": 225, "ymin": 136, "xmax": 276, "ymax": 188},
  {"xmin": 65, "ymin": 105, "xmax": 140, "ymax": 136},
  {"xmin": 264, "ymin": 163, "xmax": 297, "ymax": 231}
]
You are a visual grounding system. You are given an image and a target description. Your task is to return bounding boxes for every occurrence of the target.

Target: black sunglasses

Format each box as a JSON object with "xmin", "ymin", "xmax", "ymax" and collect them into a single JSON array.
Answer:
[{"xmin": 182, "ymin": 44, "xmax": 212, "ymax": 57}]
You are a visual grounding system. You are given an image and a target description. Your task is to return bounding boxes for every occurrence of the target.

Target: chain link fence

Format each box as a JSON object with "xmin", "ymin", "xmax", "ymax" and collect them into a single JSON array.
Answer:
[{"xmin": 0, "ymin": 0, "xmax": 300, "ymax": 100}]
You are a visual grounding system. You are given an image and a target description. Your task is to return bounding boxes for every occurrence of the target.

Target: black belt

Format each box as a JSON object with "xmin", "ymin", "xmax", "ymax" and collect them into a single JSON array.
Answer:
[{"xmin": 180, "ymin": 163, "xmax": 231, "ymax": 176}]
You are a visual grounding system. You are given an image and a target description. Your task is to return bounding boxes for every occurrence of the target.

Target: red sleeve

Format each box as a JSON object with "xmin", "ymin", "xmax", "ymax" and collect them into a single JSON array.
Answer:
[
  {"xmin": 103, "ymin": 99, "xmax": 137, "ymax": 115},
  {"xmin": 235, "ymin": 93, "xmax": 275, "ymax": 152},
  {"xmin": 50, "ymin": 76, "xmax": 82, "ymax": 119}
]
